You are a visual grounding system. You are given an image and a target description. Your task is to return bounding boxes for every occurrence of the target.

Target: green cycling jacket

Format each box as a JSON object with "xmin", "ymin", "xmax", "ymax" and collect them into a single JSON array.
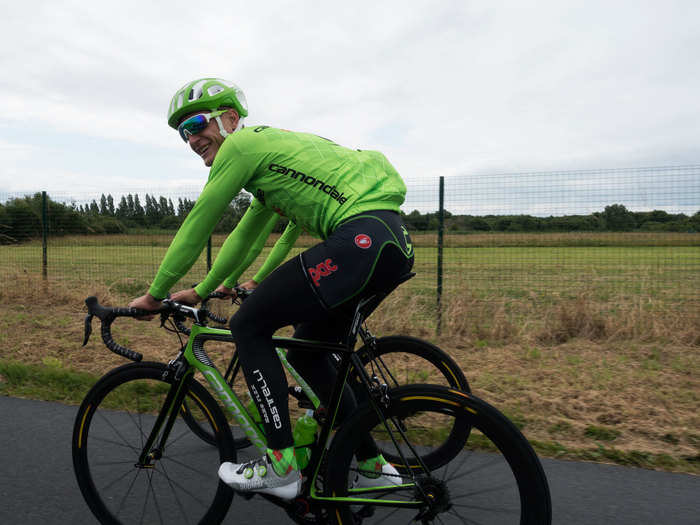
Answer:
[{"xmin": 148, "ymin": 126, "xmax": 406, "ymax": 299}]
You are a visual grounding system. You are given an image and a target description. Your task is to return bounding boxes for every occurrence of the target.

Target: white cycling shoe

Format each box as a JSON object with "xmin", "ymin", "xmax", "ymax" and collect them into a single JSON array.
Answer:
[
  {"xmin": 352, "ymin": 462, "xmax": 403, "ymax": 488},
  {"xmin": 218, "ymin": 456, "xmax": 302, "ymax": 500}
]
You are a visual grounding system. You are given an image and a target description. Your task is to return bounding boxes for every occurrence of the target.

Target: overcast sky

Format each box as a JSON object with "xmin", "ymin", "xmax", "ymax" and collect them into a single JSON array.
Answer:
[{"xmin": 1, "ymin": 1, "xmax": 698, "ymax": 213}]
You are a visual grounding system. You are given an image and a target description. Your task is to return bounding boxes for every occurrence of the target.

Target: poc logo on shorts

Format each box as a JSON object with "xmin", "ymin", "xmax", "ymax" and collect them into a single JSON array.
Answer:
[
  {"xmin": 354, "ymin": 234, "xmax": 372, "ymax": 249},
  {"xmin": 308, "ymin": 258, "xmax": 338, "ymax": 287}
]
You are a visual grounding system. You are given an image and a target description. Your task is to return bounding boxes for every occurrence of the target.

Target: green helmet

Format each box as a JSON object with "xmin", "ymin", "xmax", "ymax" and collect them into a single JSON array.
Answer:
[{"xmin": 167, "ymin": 78, "xmax": 249, "ymax": 129}]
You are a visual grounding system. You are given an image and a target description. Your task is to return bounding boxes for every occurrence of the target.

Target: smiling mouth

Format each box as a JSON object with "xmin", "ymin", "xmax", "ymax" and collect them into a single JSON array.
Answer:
[{"xmin": 196, "ymin": 145, "xmax": 209, "ymax": 157}]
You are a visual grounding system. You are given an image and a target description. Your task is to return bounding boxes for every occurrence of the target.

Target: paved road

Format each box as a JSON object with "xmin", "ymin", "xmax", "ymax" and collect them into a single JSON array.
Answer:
[{"xmin": 0, "ymin": 396, "xmax": 698, "ymax": 524}]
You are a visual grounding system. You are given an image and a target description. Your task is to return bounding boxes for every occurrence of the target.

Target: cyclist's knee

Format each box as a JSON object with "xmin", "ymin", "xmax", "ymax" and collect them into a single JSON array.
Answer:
[{"xmin": 229, "ymin": 308, "xmax": 257, "ymax": 343}]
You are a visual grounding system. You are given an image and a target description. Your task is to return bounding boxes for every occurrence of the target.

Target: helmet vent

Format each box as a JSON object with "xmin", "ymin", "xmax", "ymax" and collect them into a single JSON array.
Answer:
[
  {"xmin": 208, "ymin": 85, "xmax": 224, "ymax": 96},
  {"xmin": 190, "ymin": 79, "xmax": 208, "ymax": 101}
]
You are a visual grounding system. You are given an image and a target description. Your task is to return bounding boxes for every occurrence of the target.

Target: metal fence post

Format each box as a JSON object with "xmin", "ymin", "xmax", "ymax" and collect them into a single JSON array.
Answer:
[
  {"xmin": 42, "ymin": 191, "xmax": 48, "ymax": 280},
  {"xmin": 437, "ymin": 176, "xmax": 445, "ymax": 334}
]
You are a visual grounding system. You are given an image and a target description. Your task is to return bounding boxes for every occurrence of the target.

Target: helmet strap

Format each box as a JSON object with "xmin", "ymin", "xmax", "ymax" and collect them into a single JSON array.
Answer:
[
  {"xmin": 214, "ymin": 116, "xmax": 230, "ymax": 139},
  {"xmin": 214, "ymin": 115, "xmax": 245, "ymax": 139}
]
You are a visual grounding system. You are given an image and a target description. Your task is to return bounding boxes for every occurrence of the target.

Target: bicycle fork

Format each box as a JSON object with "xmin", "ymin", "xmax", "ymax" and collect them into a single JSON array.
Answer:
[{"xmin": 135, "ymin": 361, "xmax": 193, "ymax": 468}]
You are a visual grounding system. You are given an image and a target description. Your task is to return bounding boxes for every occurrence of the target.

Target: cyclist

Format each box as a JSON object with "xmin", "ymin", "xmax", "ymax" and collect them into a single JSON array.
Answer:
[{"xmin": 129, "ymin": 78, "xmax": 414, "ymax": 499}]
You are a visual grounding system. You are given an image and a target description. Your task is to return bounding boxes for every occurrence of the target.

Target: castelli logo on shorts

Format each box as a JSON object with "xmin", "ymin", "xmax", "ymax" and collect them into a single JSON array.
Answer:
[
  {"xmin": 354, "ymin": 234, "xmax": 372, "ymax": 249},
  {"xmin": 308, "ymin": 258, "xmax": 338, "ymax": 287}
]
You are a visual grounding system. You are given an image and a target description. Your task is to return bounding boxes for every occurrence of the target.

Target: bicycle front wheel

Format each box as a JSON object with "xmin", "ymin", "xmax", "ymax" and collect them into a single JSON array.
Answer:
[
  {"xmin": 72, "ymin": 362, "xmax": 235, "ymax": 525},
  {"xmin": 323, "ymin": 385, "xmax": 551, "ymax": 525}
]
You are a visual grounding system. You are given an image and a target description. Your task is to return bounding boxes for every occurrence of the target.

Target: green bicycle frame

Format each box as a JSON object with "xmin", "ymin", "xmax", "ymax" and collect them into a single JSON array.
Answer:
[{"xmin": 158, "ymin": 322, "xmax": 427, "ymax": 510}]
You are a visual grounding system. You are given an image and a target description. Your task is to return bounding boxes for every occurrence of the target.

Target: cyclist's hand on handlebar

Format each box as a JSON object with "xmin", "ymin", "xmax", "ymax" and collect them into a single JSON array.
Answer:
[
  {"xmin": 128, "ymin": 294, "xmax": 161, "ymax": 321},
  {"xmin": 239, "ymin": 279, "xmax": 258, "ymax": 291},
  {"xmin": 170, "ymin": 288, "xmax": 203, "ymax": 306},
  {"xmin": 214, "ymin": 284, "xmax": 236, "ymax": 298}
]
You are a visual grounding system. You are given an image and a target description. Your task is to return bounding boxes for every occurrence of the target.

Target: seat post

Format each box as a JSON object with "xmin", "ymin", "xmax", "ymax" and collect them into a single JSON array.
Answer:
[{"xmin": 345, "ymin": 293, "xmax": 383, "ymax": 350}]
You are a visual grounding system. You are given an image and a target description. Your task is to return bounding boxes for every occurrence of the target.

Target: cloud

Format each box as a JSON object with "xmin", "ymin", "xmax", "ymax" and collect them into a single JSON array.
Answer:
[{"xmin": 0, "ymin": 0, "xmax": 699, "ymax": 209}]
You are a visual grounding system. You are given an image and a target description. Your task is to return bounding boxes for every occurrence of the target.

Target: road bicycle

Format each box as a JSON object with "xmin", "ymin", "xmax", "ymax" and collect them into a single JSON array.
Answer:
[
  {"xmin": 178, "ymin": 286, "xmax": 471, "ymax": 449},
  {"xmin": 72, "ymin": 280, "xmax": 551, "ymax": 524}
]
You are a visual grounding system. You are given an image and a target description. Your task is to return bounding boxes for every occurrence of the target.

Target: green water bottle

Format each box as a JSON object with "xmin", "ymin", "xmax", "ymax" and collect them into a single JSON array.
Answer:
[{"xmin": 293, "ymin": 409, "xmax": 317, "ymax": 469}]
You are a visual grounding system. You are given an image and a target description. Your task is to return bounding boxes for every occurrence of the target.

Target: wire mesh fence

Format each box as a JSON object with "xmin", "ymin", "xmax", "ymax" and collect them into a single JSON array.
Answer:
[{"xmin": 1, "ymin": 165, "xmax": 698, "ymax": 332}]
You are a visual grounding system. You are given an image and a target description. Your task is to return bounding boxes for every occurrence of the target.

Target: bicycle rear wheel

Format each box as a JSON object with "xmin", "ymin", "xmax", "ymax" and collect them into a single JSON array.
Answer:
[
  {"xmin": 72, "ymin": 362, "xmax": 235, "ymax": 525},
  {"xmin": 355, "ymin": 335, "xmax": 469, "ymax": 392},
  {"xmin": 323, "ymin": 385, "xmax": 551, "ymax": 525},
  {"xmin": 351, "ymin": 335, "xmax": 471, "ymax": 466}
]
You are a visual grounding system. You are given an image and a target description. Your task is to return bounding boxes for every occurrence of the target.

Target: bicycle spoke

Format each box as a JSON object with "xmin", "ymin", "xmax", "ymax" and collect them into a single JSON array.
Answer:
[
  {"xmin": 96, "ymin": 410, "xmax": 140, "ymax": 454},
  {"xmin": 115, "ymin": 469, "xmax": 140, "ymax": 520},
  {"xmin": 153, "ymin": 465, "xmax": 212, "ymax": 508},
  {"xmin": 447, "ymin": 507, "xmax": 482, "ymax": 525},
  {"xmin": 450, "ymin": 481, "xmax": 516, "ymax": 500},
  {"xmin": 371, "ymin": 506, "xmax": 402, "ymax": 525},
  {"xmin": 89, "ymin": 434, "xmax": 142, "ymax": 452},
  {"xmin": 160, "ymin": 462, "xmax": 192, "ymax": 525},
  {"xmin": 139, "ymin": 469, "xmax": 153, "ymax": 525},
  {"xmin": 441, "ymin": 448, "xmax": 471, "ymax": 482},
  {"xmin": 100, "ymin": 465, "xmax": 140, "ymax": 496},
  {"xmin": 125, "ymin": 406, "xmax": 150, "ymax": 444},
  {"xmin": 450, "ymin": 502, "xmax": 519, "ymax": 515},
  {"xmin": 144, "ymin": 469, "xmax": 166, "ymax": 525},
  {"xmin": 444, "ymin": 453, "xmax": 506, "ymax": 482},
  {"xmin": 160, "ymin": 454, "xmax": 214, "ymax": 479}
]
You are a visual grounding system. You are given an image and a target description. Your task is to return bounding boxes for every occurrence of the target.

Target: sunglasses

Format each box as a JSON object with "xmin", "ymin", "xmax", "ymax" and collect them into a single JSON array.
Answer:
[{"xmin": 177, "ymin": 110, "xmax": 227, "ymax": 142}]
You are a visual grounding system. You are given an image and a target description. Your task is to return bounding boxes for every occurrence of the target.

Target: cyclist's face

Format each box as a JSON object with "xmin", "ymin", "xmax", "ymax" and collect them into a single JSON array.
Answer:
[{"xmin": 182, "ymin": 109, "xmax": 238, "ymax": 167}]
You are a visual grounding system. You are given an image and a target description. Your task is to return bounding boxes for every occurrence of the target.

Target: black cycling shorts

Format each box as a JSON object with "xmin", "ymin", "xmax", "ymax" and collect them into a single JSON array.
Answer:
[{"xmin": 299, "ymin": 210, "xmax": 414, "ymax": 309}]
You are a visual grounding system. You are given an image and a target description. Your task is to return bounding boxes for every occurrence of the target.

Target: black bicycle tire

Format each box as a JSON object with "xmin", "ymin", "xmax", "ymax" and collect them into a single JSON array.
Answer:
[
  {"xmin": 72, "ymin": 362, "xmax": 236, "ymax": 525},
  {"xmin": 323, "ymin": 384, "xmax": 552, "ymax": 525},
  {"xmin": 184, "ymin": 336, "xmax": 470, "ymax": 450}
]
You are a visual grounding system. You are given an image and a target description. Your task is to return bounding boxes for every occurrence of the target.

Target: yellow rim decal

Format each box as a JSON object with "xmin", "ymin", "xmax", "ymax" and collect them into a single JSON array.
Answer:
[
  {"xmin": 189, "ymin": 392, "xmax": 218, "ymax": 433},
  {"xmin": 448, "ymin": 389, "xmax": 470, "ymax": 399},
  {"xmin": 78, "ymin": 405, "xmax": 91, "ymax": 449},
  {"xmin": 400, "ymin": 396, "xmax": 459, "ymax": 406},
  {"xmin": 443, "ymin": 363, "xmax": 461, "ymax": 387}
]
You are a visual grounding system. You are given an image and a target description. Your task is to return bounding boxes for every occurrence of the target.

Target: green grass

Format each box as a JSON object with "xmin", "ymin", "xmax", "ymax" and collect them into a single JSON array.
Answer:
[
  {"xmin": 584, "ymin": 425, "xmax": 622, "ymax": 442},
  {"xmin": 2, "ymin": 236, "xmax": 698, "ymax": 302},
  {"xmin": 0, "ymin": 360, "xmax": 97, "ymax": 404}
]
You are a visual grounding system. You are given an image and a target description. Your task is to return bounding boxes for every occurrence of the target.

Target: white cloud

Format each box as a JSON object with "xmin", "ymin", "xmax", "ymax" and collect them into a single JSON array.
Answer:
[{"xmin": 0, "ymin": 0, "xmax": 698, "ymax": 212}]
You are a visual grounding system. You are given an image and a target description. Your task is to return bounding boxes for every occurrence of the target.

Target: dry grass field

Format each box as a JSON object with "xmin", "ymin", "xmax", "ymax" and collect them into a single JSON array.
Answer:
[{"xmin": 0, "ymin": 232, "xmax": 698, "ymax": 472}]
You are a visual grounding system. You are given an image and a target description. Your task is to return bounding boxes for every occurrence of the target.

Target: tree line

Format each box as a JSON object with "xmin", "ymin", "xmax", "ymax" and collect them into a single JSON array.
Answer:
[
  {"xmin": 0, "ymin": 192, "xmax": 253, "ymax": 243},
  {"xmin": 401, "ymin": 204, "xmax": 700, "ymax": 233},
  {"xmin": 1, "ymin": 193, "xmax": 698, "ymax": 244}
]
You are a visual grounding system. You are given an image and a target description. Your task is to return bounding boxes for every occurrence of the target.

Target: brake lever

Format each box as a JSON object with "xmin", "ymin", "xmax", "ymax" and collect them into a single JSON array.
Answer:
[{"xmin": 82, "ymin": 314, "xmax": 94, "ymax": 346}]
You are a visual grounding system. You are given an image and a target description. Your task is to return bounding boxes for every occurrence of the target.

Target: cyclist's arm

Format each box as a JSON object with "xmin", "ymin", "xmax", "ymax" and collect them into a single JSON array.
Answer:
[
  {"xmin": 221, "ymin": 203, "xmax": 279, "ymax": 288},
  {"xmin": 193, "ymin": 201, "xmax": 275, "ymax": 298},
  {"xmin": 252, "ymin": 221, "xmax": 301, "ymax": 284},
  {"xmin": 148, "ymin": 146, "xmax": 261, "ymax": 300}
]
